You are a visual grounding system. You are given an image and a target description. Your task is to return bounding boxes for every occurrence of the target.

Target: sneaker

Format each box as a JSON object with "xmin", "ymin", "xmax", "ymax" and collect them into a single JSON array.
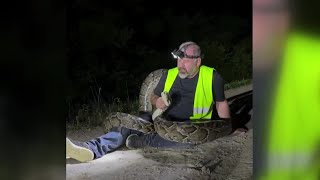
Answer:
[
  {"xmin": 66, "ymin": 138, "xmax": 94, "ymax": 162},
  {"xmin": 125, "ymin": 134, "xmax": 147, "ymax": 149}
]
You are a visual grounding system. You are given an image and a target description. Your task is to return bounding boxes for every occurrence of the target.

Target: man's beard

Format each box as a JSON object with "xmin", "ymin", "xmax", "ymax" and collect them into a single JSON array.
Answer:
[
  {"xmin": 178, "ymin": 72, "xmax": 188, "ymax": 79},
  {"xmin": 178, "ymin": 68, "xmax": 189, "ymax": 79},
  {"xmin": 178, "ymin": 66, "xmax": 198, "ymax": 79}
]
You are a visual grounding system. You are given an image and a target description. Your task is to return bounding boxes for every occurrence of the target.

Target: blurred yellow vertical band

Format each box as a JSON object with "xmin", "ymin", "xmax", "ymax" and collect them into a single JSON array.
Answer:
[{"xmin": 261, "ymin": 32, "xmax": 320, "ymax": 179}]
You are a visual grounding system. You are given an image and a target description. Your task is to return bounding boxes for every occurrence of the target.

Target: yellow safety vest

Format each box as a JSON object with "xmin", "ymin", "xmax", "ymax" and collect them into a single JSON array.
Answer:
[
  {"xmin": 261, "ymin": 32, "xmax": 320, "ymax": 179},
  {"xmin": 163, "ymin": 65, "xmax": 215, "ymax": 120}
]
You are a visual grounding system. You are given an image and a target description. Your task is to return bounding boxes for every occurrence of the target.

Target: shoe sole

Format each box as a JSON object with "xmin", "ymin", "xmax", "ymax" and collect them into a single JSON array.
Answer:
[
  {"xmin": 66, "ymin": 138, "xmax": 94, "ymax": 162},
  {"xmin": 125, "ymin": 134, "xmax": 138, "ymax": 149}
]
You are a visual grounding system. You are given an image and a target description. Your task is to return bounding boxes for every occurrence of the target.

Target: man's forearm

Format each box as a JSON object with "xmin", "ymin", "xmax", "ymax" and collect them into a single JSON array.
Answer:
[{"xmin": 216, "ymin": 100, "xmax": 231, "ymax": 119}]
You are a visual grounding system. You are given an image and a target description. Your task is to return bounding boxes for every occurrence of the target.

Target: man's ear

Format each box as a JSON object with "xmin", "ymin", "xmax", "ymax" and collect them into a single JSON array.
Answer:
[{"xmin": 196, "ymin": 58, "xmax": 201, "ymax": 67}]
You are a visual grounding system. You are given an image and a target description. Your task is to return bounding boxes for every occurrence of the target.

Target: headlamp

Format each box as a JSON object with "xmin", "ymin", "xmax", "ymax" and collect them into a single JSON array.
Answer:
[
  {"xmin": 171, "ymin": 49, "xmax": 202, "ymax": 59},
  {"xmin": 171, "ymin": 49, "xmax": 184, "ymax": 59}
]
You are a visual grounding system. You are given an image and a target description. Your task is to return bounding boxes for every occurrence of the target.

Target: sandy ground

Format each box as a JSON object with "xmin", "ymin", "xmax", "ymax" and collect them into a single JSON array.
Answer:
[
  {"xmin": 66, "ymin": 114, "xmax": 252, "ymax": 180},
  {"xmin": 66, "ymin": 85, "xmax": 253, "ymax": 180}
]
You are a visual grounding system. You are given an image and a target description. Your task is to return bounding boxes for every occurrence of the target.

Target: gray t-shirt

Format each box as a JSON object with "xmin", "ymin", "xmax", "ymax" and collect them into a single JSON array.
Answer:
[{"xmin": 154, "ymin": 70, "xmax": 225, "ymax": 121}]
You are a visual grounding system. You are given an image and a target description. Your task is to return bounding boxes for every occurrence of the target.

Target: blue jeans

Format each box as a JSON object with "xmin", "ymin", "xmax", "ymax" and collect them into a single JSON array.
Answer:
[{"xmin": 85, "ymin": 126, "xmax": 194, "ymax": 159}]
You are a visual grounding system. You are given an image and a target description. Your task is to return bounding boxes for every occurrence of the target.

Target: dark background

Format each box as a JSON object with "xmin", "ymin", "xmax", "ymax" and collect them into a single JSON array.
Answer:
[
  {"xmin": 0, "ymin": 0, "xmax": 251, "ymax": 179},
  {"xmin": 67, "ymin": 0, "xmax": 252, "ymax": 106}
]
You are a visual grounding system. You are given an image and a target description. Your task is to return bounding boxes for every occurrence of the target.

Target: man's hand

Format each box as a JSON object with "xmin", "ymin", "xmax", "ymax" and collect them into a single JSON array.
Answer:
[
  {"xmin": 151, "ymin": 93, "xmax": 169, "ymax": 120},
  {"xmin": 150, "ymin": 92, "xmax": 168, "ymax": 110},
  {"xmin": 230, "ymin": 114, "xmax": 249, "ymax": 136},
  {"xmin": 155, "ymin": 97, "xmax": 167, "ymax": 109},
  {"xmin": 231, "ymin": 128, "xmax": 248, "ymax": 136}
]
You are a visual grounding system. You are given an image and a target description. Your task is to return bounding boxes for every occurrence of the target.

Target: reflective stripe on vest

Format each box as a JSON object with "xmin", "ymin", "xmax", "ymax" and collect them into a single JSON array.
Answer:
[
  {"xmin": 266, "ymin": 151, "xmax": 318, "ymax": 171},
  {"xmin": 261, "ymin": 32, "xmax": 320, "ymax": 180},
  {"xmin": 163, "ymin": 65, "xmax": 215, "ymax": 120}
]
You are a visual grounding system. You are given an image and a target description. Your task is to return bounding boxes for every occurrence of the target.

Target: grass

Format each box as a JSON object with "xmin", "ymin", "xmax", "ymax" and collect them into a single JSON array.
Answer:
[
  {"xmin": 224, "ymin": 79, "xmax": 252, "ymax": 90},
  {"xmin": 66, "ymin": 96, "xmax": 140, "ymax": 131},
  {"xmin": 66, "ymin": 78, "xmax": 252, "ymax": 131}
]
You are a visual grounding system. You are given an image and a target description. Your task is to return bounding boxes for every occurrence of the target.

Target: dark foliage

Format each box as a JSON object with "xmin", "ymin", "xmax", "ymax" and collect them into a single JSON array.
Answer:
[{"xmin": 66, "ymin": 0, "xmax": 252, "ymax": 122}]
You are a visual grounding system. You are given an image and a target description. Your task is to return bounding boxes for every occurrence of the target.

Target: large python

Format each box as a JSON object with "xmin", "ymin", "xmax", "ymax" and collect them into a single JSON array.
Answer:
[{"xmin": 103, "ymin": 69, "xmax": 232, "ymax": 145}]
